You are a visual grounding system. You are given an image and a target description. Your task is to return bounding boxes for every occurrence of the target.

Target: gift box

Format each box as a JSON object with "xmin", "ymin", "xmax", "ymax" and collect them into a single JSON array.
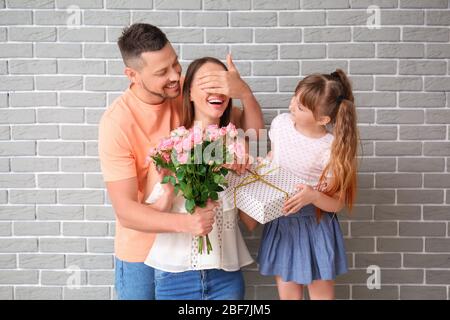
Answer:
[{"xmin": 223, "ymin": 160, "xmax": 307, "ymax": 224}]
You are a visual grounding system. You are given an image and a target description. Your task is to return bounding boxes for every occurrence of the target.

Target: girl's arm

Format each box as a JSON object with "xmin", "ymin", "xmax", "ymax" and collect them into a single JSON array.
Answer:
[
  {"xmin": 283, "ymin": 181, "xmax": 345, "ymax": 215},
  {"xmin": 311, "ymin": 189, "xmax": 345, "ymax": 213},
  {"xmin": 238, "ymin": 209, "xmax": 259, "ymax": 232}
]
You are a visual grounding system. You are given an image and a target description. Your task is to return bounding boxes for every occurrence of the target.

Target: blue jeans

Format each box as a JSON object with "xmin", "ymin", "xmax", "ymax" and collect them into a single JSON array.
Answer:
[
  {"xmin": 154, "ymin": 268, "xmax": 245, "ymax": 300},
  {"xmin": 114, "ymin": 257, "xmax": 155, "ymax": 300}
]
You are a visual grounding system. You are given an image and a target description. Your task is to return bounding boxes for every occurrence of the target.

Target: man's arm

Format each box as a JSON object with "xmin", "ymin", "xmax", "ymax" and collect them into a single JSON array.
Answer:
[
  {"xmin": 239, "ymin": 87, "xmax": 265, "ymax": 137},
  {"xmin": 106, "ymin": 176, "xmax": 216, "ymax": 235}
]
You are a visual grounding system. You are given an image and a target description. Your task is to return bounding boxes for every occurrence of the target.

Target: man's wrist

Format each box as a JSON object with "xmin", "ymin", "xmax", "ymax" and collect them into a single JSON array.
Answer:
[{"xmin": 239, "ymin": 85, "xmax": 253, "ymax": 102}]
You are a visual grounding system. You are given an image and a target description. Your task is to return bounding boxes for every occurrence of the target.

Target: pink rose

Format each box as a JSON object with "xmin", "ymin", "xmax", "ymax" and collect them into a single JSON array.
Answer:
[
  {"xmin": 148, "ymin": 147, "xmax": 157, "ymax": 157},
  {"xmin": 174, "ymin": 140, "xmax": 183, "ymax": 153},
  {"xmin": 207, "ymin": 125, "xmax": 220, "ymax": 141},
  {"xmin": 162, "ymin": 152, "xmax": 171, "ymax": 163},
  {"xmin": 158, "ymin": 138, "xmax": 174, "ymax": 151},
  {"xmin": 193, "ymin": 125, "xmax": 203, "ymax": 145},
  {"xmin": 228, "ymin": 142, "xmax": 245, "ymax": 159},
  {"xmin": 171, "ymin": 126, "xmax": 188, "ymax": 138},
  {"xmin": 219, "ymin": 127, "xmax": 227, "ymax": 136},
  {"xmin": 177, "ymin": 152, "xmax": 189, "ymax": 164},
  {"xmin": 226, "ymin": 123, "xmax": 238, "ymax": 138},
  {"xmin": 182, "ymin": 133, "xmax": 194, "ymax": 151}
]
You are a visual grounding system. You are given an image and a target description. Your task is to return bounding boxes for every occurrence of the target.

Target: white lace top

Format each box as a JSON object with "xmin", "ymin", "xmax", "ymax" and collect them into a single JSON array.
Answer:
[
  {"xmin": 144, "ymin": 182, "xmax": 254, "ymax": 272},
  {"xmin": 270, "ymin": 113, "xmax": 334, "ymax": 185}
]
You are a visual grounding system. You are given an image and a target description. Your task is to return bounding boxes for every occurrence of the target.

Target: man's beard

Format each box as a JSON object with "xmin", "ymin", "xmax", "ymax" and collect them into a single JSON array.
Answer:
[{"xmin": 141, "ymin": 80, "xmax": 179, "ymax": 101}]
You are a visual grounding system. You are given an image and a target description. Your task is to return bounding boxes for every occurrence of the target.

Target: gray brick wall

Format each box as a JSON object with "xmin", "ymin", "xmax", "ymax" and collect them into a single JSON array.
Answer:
[{"xmin": 0, "ymin": 0, "xmax": 449, "ymax": 300}]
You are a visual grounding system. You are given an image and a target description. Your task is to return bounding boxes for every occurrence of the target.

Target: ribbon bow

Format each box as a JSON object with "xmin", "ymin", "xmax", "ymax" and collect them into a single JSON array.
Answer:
[{"xmin": 233, "ymin": 163, "xmax": 290, "ymax": 209}]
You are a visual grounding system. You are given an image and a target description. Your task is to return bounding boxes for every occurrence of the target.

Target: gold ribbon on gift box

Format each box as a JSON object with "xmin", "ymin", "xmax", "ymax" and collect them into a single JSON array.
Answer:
[{"xmin": 233, "ymin": 163, "xmax": 290, "ymax": 209}]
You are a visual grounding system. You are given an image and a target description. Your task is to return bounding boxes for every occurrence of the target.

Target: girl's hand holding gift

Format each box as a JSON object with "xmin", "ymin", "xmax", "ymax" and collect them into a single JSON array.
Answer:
[{"xmin": 283, "ymin": 183, "xmax": 318, "ymax": 216}]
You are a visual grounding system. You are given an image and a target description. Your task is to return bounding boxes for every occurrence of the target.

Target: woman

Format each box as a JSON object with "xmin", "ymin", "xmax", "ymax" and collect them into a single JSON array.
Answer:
[{"xmin": 144, "ymin": 57, "xmax": 257, "ymax": 300}]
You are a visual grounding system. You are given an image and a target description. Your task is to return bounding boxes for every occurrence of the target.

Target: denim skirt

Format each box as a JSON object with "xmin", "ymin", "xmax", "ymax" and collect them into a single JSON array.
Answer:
[{"xmin": 257, "ymin": 204, "xmax": 348, "ymax": 285}]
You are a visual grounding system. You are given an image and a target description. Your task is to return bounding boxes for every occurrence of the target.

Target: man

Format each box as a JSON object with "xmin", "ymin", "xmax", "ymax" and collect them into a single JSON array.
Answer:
[{"xmin": 98, "ymin": 23, "xmax": 264, "ymax": 300}]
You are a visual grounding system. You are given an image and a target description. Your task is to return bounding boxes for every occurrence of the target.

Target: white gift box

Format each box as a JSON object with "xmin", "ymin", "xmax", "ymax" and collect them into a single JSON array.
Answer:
[{"xmin": 223, "ymin": 161, "xmax": 307, "ymax": 224}]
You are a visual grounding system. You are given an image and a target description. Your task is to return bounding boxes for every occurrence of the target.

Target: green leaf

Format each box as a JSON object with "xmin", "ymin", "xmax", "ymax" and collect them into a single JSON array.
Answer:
[
  {"xmin": 176, "ymin": 170, "xmax": 185, "ymax": 181},
  {"xmin": 210, "ymin": 192, "xmax": 219, "ymax": 201},
  {"xmin": 185, "ymin": 199, "xmax": 196, "ymax": 213},
  {"xmin": 171, "ymin": 152, "xmax": 179, "ymax": 166},
  {"xmin": 185, "ymin": 184, "xmax": 193, "ymax": 198},
  {"xmin": 213, "ymin": 174, "xmax": 226, "ymax": 185},
  {"xmin": 161, "ymin": 175, "xmax": 170, "ymax": 184},
  {"xmin": 200, "ymin": 188, "xmax": 209, "ymax": 202},
  {"xmin": 197, "ymin": 201, "xmax": 207, "ymax": 208}
]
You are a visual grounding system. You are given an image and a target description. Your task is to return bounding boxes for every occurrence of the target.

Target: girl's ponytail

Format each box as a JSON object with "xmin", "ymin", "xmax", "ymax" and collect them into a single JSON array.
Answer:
[
  {"xmin": 331, "ymin": 69, "xmax": 354, "ymax": 104},
  {"xmin": 318, "ymin": 69, "xmax": 358, "ymax": 214}
]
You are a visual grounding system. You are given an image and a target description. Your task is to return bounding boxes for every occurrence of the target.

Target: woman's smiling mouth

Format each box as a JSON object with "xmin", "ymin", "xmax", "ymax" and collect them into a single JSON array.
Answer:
[{"xmin": 206, "ymin": 96, "xmax": 226, "ymax": 108}]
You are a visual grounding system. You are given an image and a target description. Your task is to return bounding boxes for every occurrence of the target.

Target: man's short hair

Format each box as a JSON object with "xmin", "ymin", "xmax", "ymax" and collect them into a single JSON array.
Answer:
[{"xmin": 118, "ymin": 23, "xmax": 168, "ymax": 69}]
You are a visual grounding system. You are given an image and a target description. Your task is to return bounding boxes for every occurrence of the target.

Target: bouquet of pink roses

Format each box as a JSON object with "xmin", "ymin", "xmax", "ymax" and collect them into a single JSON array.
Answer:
[{"xmin": 147, "ymin": 122, "xmax": 245, "ymax": 254}]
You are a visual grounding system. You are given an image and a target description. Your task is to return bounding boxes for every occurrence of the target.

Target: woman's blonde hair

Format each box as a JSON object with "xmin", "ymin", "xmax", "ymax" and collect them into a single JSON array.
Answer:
[{"xmin": 295, "ymin": 69, "xmax": 359, "ymax": 221}]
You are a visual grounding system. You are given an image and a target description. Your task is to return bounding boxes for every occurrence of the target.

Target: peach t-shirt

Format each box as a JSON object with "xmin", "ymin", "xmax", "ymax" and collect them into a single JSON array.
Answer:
[{"xmin": 98, "ymin": 84, "xmax": 182, "ymax": 262}]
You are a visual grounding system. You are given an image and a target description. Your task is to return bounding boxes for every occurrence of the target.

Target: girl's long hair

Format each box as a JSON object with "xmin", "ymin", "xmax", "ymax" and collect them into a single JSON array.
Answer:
[
  {"xmin": 181, "ymin": 57, "xmax": 232, "ymax": 128},
  {"xmin": 295, "ymin": 69, "xmax": 359, "ymax": 221}
]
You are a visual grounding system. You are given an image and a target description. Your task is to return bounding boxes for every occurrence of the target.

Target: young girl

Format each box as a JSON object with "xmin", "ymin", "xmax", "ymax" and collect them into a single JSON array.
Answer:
[
  {"xmin": 257, "ymin": 69, "xmax": 358, "ymax": 300},
  {"xmin": 144, "ymin": 57, "xmax": 257, "ymax": 300}
]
